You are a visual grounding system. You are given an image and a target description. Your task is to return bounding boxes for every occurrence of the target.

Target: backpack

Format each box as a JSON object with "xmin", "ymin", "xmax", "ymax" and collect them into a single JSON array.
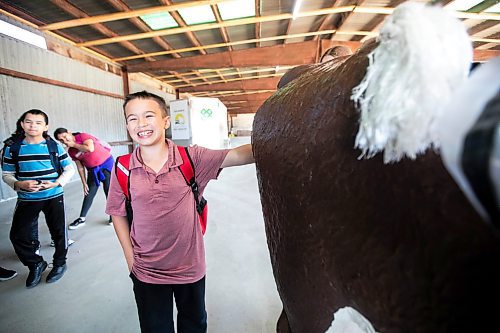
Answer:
[
  {"xmin": 115, "ymin": 146, "xmax": 209, "ymax": 235},
  {"xmin": 1, "ymin": 135, "xmax": 63, "ymax": 177}
]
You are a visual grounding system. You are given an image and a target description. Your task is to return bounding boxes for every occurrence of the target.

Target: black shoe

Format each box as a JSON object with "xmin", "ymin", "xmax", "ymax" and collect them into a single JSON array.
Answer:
[
  {"xmin": 68, "ymin": 218, "xmax": 86, "ymax": 230},
  {"xmin": 0, "ymin": 267, "xmax": 18, "ymax": 281},
  {"xmin": 26, "ymin": 261, "xmax": 48, "ymax": 288},
  {"xmin": 46, "ymin": 264, "xmax": 67, "ymax": 283}
]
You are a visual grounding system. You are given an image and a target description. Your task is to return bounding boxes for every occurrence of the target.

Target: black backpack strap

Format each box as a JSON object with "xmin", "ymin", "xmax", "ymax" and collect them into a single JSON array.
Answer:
[
  {"xmin": 46, "ymin": 137, "xmax": 63, "ymax": 176},
  {"xmin": 178, "ymin": 146, "xmax": 207, "ymax": 215},
  {"xmin": 8, "ymin": 139, "xmax": 22, "ymax": 178}
]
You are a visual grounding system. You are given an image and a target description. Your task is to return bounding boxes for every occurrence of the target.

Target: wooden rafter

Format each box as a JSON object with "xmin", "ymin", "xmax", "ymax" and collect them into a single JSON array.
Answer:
[
  {"xmin": 227, "ymin": 104, "xmax": 261, "ymax": 114},
  {"xmin": 313, "ymin": 0, "xmax": 344, "ymax": 41},
  {"xmin": 349, "ymin": 0, "xmax": 405, "ymax": 42},
  {"xmin": 163, "ymin": 67, "xmax": 293, "ymax": 83},
  {"xmin": 159, "ymin": 0, "xmax": 216, "ymax": 83},
  {"xmin": 77, "ymin": 6, "xmax": 358, "ymax": 47},
  {"xmin": 191, "ymin": 90, "xmax": 275, "ymax": 98},
  {"xmin": 76, "ymin": 6, "xmax": 500, "ymax": 48},
  {"xmin": 466, "ymin": 0, "xmax": 500, "ymax": 49},
  {"xmin": 102, "ymin": 0, "xmax": 191, "ymax": 85},
  {"xmin": 255, "ymin": 0, "xmax": 261, "ymax": 48},
  {"xmin": 49, "ymin": 0, "xmax": 154, "ymax": 61},
  {"xmin": 175, "ymin": 73, "xmax": 283, "ymax": 88},
  {"xmin": 127, "ymin": 40, "xmax": 360, "ymax": 72},
  {"xmin": 211, "ymin": 4, "xmax": 232, "ymax": 52},
  {"xmin": 40, "ymin": 0, "xmax": 232, "ymax": 30},
  {"xmin": 219, "ymin": 91, "xmax": 274, "ymax": 102},
  {"xmin": 114, "ymin": 31, "xmax": 361, "ymax": 62},
  {"xmin": 178, "ymin": 77, "xmax": 280, "ymax": 92}
]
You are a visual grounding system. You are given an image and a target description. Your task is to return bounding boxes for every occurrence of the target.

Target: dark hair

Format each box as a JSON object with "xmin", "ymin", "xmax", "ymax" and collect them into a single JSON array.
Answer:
[
  {"xmin": 20, "ymin": 109, "xmax": 50, "ymax": 138},
  {"xmin": 54, "ymin": 127, "xmax": 69, "ymax": 139},
  {"xmin": 123, "ymin": 90, "xmax": 169, "ymax": 117},
  {"xmin": 11, "ymin": 117, "xmax": 24, "ymax": 137}
]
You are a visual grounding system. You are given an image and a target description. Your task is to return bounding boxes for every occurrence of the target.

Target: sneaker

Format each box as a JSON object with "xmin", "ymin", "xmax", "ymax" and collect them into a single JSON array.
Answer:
[
  {"xmin": 108, "ymin": 216, "xmax": 113, "ymax": 225},
  {"xmin": 50, "ymin": 239, "xmax": 75, "ymax": 247},
  {"xmin": 46, "ymin": 264, "xmax": 67, "ymax": 283},
  {"xmin": 69, "ymin": 218, "xmax": 86, "ymax": 230},
  {"xmin": 26, "ymin": 261, "xmax": 47, "ymax": 288},
  {"xmin": 0, "ymin": 267, "xmax": 18, "ymax": 281}
]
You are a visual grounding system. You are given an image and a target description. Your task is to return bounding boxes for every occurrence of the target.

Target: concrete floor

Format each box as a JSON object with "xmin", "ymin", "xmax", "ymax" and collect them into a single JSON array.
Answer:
[{"xmin": 0, "ymin": 138, "xmax": 282, "ymax": 333}]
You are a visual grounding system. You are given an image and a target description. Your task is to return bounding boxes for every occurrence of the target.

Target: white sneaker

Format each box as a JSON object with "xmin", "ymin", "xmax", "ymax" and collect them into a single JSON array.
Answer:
[{"xmin": 50, "ymin": 239, "xmax": 75, "ymax": 247}]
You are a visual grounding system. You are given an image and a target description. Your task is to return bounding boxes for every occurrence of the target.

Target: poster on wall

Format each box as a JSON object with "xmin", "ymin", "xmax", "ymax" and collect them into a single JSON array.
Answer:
[{"xmin": 170, "ymin": 99, "xmax": 190, "ymax": 140}]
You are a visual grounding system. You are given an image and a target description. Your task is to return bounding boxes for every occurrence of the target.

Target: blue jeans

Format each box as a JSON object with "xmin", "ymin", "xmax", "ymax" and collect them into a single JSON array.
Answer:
[{"xmin": 130, "ymin": 273, "xmax": 207, "ymax": 333}]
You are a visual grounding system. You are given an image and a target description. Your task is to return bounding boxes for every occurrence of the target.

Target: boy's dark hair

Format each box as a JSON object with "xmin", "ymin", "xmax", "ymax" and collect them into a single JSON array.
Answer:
[
  {"xmin": 20, "ymin": 109, "xmax": 50, "ymax": 138},
  {"xmin": 54, "ymin": 127, "xmax": 69, "ymax": 139},
  {"xmin": 123, "ymin": 91, "xmax": 169, "ymax": 117}
]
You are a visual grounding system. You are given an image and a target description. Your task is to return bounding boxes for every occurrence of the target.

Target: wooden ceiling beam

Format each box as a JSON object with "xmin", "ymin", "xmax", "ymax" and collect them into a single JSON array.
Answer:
[
  {"xmin": 350, "ymin": 0, "xmax": 405, "ymax": 42},
  {"xmin": 104, "ymin": 0, "xmax": 181, "ymax": 58},
  {"xmin": 49, "ymin": 0, "xmax": 154, "ymax": 61},
  {"xmin": 160, "ymin": 0, "xmax": 207, "ymax": 57},
  {"xmin": 163, "ymin": 67, "xmax": 293, "ymax": 83},
  {"xmin": 471, "ymin": 49, "xmax": 500, "ymax": 61},
  {"xmin": 255, "ymin": 0, "xmax": 261, "ymax": 48},
  {"xmin": 228, "ymin": 105, "xmax": 261, "ymax": 114},
  {"xmin": 175, "ymin": 73, "xmax": 283, "ymax": 88},
  {"xmin": 78, "ymin": 6, "xmax": 359, "ymax": 47},
  {"xmin": 79, "ymin": 5, "xmax": 500, "ymax": 47},
  {"xmin": 179, "ymin": 77, "xmax": 280, "ymax": 92},
  {"xmin": 220, "ymin": 92, "xmax": 274, "ymax": 102},
  {"xmin": 40, "ymin": 0, "xmax": 231, "ymax": 31},
  {"xmin": 313, "ymin": 0, "xmax": 345, "ymax": 41},
  {"xmin": 128, "ymin": 40, "xmax": 360, "ymax": 72},
  {"xmin": 114, "ymin": 29, "xmax": 357, "ymax": 61},
  {"xmin": 103, "ymin": 0, "xmax": 193, "ymax": 86},
  {"xmin": 224, "ymin": 100, "xmax": 266, "ymax": 109},
  {"xmin": 211, "ymin": 4, "xmax": 233, "ymax": 52}
]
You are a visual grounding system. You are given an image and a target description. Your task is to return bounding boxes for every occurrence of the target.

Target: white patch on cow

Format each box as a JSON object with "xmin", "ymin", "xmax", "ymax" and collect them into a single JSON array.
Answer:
[
  {"xmin": 324, "ymin": 307, "xmax": 378, "ymax": 333},
  {"xmin": 351, "ymin": 2, "xmax": 472, "ymax": 163},
  {"xmin": 437, "ymin": 57, "xmax": 500, "ymax": 222}
]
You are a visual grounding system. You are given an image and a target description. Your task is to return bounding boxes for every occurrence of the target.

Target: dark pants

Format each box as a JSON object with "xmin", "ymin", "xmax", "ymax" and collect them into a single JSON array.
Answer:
[
  {"xmin": 80, "ymin": 169, "xmax": 111, "ymax": 217},
  {"xmin": 10, "ymin": 195, "xmax": 68, "ymax": 267},
  {"xmin": 130, "ymin": 273, "xmax": 207, "ymax": 333}
]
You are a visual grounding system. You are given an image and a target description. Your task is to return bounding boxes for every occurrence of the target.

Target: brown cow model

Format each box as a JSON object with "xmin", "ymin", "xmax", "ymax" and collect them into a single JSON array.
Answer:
[{"xmin": 252, "ymin": 4, "xmax": 500, "ymax": 333}]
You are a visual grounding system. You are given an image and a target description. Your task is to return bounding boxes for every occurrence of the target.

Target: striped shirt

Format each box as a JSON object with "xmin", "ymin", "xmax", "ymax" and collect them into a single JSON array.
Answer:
[{"xmin": 1, "ymin": 139, "xmax": 72, "ymax": 201}]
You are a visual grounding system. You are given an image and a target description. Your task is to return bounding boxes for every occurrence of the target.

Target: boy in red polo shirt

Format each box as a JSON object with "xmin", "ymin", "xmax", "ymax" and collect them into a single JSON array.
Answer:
[{"xmin": 106, "ymin": 91, "xmax": 254, "ymax": 333}]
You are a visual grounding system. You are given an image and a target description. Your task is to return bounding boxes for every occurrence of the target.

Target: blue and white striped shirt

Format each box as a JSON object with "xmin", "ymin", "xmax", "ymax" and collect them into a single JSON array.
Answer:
[{"xmin": 1, "ymin": 139, "xmax": 72, "ymax": 201}]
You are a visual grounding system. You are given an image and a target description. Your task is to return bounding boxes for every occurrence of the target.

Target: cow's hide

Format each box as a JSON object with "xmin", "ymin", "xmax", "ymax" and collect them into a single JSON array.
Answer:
[{"xmin": 252, "ymin": 41, "xmax": 500, "ymax": 332}]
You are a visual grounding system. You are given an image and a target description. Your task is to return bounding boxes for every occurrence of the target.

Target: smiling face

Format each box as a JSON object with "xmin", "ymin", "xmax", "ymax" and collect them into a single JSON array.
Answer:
[
  {"xmin": 124, "ymin": 98, "xmax": 170, "ymax": 147},
  {"xmin": 56, "ymin": 131, "xmax": 75, "ymax": 146},
  {"xmin": 21, "ymin": 113, "xmax": 48, "ymax": 140}
]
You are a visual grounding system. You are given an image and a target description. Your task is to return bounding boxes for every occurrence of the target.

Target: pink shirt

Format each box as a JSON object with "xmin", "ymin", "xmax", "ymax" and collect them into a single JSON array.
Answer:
[
  {"xmin": 106, "ymin": 139, "xmax": 229, "ymax": 284},
  {"xmin": 68, "ymin": 133, "xmax": 111, "ymax": 168}
]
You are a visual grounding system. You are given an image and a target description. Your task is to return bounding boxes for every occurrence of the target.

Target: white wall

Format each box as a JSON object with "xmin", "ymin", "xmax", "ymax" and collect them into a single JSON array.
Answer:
[{"xmin": 231, "ymin": 113, "xmax": 255, "ymax": 133}]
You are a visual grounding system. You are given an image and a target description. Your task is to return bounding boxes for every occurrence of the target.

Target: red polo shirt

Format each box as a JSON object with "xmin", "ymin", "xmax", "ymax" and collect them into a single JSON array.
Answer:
[{"xmin": 106, "ymin": 139, "xmax": 229, "ymax": 284}]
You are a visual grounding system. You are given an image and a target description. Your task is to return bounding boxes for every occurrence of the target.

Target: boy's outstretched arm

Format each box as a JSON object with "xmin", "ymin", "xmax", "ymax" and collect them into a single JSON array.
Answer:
[{"xmin": 221, "ymin": 144, "xmax": 255, "ymax": 168}]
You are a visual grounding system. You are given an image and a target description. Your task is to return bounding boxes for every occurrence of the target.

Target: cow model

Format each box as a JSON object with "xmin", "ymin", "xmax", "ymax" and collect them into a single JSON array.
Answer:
[{"xmin": 252, "ymin": 3, "xmax": 500, "ymax": 332}]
